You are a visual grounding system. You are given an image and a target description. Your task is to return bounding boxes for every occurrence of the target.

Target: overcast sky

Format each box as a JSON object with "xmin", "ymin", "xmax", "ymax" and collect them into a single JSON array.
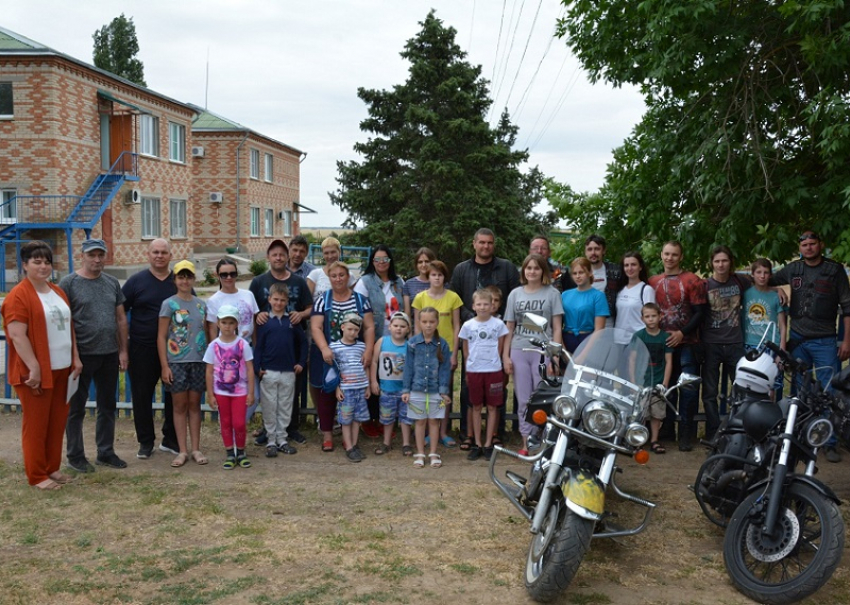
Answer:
[{"xmin": 5, "ymin": 1, "xmax": 645, "ymax": 228}]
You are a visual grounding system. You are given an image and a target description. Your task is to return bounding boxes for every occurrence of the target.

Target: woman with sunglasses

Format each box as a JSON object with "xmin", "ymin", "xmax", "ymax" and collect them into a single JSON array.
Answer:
[{"xmin": 205, "ymin": 259, "xmax": 260, "ymax": 343}]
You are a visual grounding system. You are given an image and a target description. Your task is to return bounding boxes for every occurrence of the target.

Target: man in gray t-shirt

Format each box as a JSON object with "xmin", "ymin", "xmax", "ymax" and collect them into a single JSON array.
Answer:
[{"xmin": 59, "ymin": 239, "xmax": 129, "ymax": 472}]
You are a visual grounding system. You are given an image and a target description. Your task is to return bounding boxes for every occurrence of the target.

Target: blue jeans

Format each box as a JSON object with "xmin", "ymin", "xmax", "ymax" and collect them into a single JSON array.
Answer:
[
  {"xmin": 661, "ymin": 345, "xmax": 701, "ymax": 443},
  {"xmin": 790, "ymin": 332, "xmax": 840, "ymax": 446}
]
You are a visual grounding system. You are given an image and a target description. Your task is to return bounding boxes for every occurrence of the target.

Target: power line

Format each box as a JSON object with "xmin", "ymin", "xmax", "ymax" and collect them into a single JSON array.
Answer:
[
  {"xmin": 489, "ymin": 0, "xmax": 508, "ymax": 91},
  {"xmin": 468, "ymin": 0, "xmax": 476, "ymax": 52},
  {"xmin": 529, "ymin": 64, "xmax": 581, "ymax": 151},
  {"xmin": 502, "ymin": 0, "xmax": 544, "ymax": 112},
  {"xmin": 493, "ymin": 0, "xmax": 525, "ymax": 119},
  {"xmin": 521, "ymin": 52, "xmax": 570, "ymax": 149},
  {"xmin": 513, "ymin": 5, "xmax": 566, "ymax": 121}
]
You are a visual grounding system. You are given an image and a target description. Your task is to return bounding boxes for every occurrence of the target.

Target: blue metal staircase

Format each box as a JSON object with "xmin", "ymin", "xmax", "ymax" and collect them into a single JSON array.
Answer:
[{"xmin": 0, "ymin": 152, "xmax": 138, "ymax": 289}]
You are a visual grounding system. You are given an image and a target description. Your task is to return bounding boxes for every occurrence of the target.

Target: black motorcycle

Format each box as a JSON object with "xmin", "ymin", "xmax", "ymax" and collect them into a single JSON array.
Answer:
[{"xmin": 717, "ymin": 342, "xmax": 845, "ymax": 604}]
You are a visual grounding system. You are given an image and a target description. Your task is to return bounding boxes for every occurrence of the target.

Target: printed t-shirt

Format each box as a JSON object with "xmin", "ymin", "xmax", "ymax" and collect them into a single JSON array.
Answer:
[
  {"xmin": 203, "ymin": 337, "xmax": 254, "ymax": 396},
  {"xmin": 742, "ymin": 288, "xmax": 785, "ymax": 347},
  {"xmin": 39, "ymin": 289, "xmax": 73, "ymax": 369},
  {"xmin": 206, "ymin": 289, "xmax": 259, "ymax": 340},
  {"xmin": 632, "ymin": 328, "xmax": 672, "ymax": 387},
  {"xmin": 377, "ymin": 338, "xmax": 407, "ymax": 393},
  {"xmin": 647, "ymin": 272, "xmax": 707, "ymax": 345},
  {"xmin": 159, "ymin": 295, "xmax": 208, "ymax": 363},
  {"xmin": 458, "ymin": 316, "xmax": 509, "ymax": 373},
  {"xmin": 503, "ymin": 285, "xmax": 563, "ymax": 350}
]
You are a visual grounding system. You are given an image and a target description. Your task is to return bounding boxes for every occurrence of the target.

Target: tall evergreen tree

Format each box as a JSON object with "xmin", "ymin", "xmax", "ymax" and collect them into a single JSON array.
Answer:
[
  {"xmin": 92, "ymin": 14, "xmax": 146, "ymax": 86},
  {"xmin": 331, "ymin": 11, "xmax": 554, "ymax": 271}
]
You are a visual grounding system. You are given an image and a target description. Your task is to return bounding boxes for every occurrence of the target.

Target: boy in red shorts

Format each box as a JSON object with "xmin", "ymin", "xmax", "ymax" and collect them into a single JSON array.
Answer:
[{"xmin": 459, "ymin": 289, "xmax": 509, "ymax": 461}]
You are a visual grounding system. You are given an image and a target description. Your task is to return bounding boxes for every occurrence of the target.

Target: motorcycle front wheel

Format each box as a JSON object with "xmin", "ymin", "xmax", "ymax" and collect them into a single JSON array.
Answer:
[
  {"xmin": 723, "ymin": 483, "xmax": 845, "ymax": 605},
  {"xmin": 525, "ymin": 497, "xmax": 594, "ymax": 602}
]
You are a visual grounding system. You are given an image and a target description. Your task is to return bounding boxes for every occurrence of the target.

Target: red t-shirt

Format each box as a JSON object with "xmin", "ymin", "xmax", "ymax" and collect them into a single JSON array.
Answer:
[{"xmin": 647, "ymin": 272, "xmax": 706, "ymax": 345}]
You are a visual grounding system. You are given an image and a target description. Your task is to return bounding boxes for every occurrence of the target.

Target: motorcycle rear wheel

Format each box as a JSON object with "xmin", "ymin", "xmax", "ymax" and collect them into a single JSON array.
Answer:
[
  {"xmin": 723, "ymin": 483, "xmax": 844, "ymax": 605},
  {"xmin": 525, "ymin": 498, "xmax": 594, "ymax": 602}
]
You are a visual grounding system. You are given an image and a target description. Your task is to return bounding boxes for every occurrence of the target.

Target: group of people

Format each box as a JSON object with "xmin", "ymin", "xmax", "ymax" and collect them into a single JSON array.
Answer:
[{"xmin": 5, "ymin": 226, "xmax": 849, "ymax": 487}]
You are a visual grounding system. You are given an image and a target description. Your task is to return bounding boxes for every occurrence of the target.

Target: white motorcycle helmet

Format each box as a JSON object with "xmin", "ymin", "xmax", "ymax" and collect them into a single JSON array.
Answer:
[{"xmin": 734, "ymin": 350, "xmax": 778, "ymax": 395}]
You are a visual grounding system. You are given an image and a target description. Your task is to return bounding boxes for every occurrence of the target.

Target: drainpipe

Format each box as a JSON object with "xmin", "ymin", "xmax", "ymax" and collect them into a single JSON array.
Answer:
[{"xmin": 234, "ymin": 131, "xmax": 250, "ymax": 252}]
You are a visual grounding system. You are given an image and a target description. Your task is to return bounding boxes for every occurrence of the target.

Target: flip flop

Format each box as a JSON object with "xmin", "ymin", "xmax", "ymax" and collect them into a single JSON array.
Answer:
[
  {"xmin": 34, "ymin": 479, "xmax": 62, "ymax": 491},
  {"xmin": 171, "ymin": 453, "xmax": 188, "ymax": 467},
  {"xmin": 191, "ymin": 450, "xmax": 209, "ymax": 465},
  {"xmin": 459, "ymin": 436, "xmax": 474, "ymax": 451},
  {"xmin": 49, "ymin": 472, "xmax": 74, "ymax": 484},
  {"xmin": 439, "ymin": 435, "xmax": 457, "ymax": 448}
]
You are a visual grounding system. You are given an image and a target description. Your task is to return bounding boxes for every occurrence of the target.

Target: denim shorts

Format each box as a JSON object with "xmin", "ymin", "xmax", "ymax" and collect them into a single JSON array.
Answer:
[
  {"xmin": 406, "ymin": 391, "xmax": 446, "ymax": 420},
  {"xmin": 337, "ymin": 388, "xmax": 370, "ymax": 425},
  {"xmin": 379, "ymin": 391, "xmax": 411, "ymax": 425},
  {"xmin": 166, "ymin": 362, "xmax": 206, "ymax": 393}
]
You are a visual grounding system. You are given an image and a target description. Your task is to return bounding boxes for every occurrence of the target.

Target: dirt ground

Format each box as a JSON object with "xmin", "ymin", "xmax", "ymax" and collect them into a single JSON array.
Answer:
[{"xmin": 1, "ymin": 412, "xmax": 849, "ymax": 605}]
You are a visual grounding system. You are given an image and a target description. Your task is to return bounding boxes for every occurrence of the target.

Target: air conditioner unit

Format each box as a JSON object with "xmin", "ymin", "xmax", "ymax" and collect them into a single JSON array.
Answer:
[
  {"xmin": 125, "ymin": 188, "xmax": 141, "ymax": 205},
  {"xmin": 209, "ymin": 191, "xmax": 223, "ymax": 204},
  {"xmin": 191, "ymin": 145, "xmax": 205, "ymax": 158}
]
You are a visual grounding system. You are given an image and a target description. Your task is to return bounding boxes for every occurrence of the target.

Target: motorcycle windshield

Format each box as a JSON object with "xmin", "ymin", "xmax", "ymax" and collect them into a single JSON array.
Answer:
[{"xmin": 562, "ymin": 328, "xmax": 652, "ymax": 410}]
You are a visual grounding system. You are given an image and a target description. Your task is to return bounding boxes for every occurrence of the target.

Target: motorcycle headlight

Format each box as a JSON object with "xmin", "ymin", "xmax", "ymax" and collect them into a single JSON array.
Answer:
[
  {"xmin": 553, "ymin": 395, "xmax": 578, "ymax": 420},
  {"xmin": 582, "ymin": 400, "xmax": 620, "ymax": 438},
  {"xmin": 806, "ymin": 418, "xmax": 833, "ymax": 448},
  {"xmin": 625, "ymin": 423, "xmax": 649, "ymax": 447}
]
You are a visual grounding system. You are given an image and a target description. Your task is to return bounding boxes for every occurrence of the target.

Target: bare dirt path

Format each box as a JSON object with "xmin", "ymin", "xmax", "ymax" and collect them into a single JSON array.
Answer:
[{"xmin": 1, "ymin": 412, "xmax": 848, "ymax": 605}]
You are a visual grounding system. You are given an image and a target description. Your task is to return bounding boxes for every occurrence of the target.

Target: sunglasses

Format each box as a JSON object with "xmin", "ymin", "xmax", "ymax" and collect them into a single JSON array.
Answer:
[
  {"xmin": 373, "ymin": 257, "xmax": 391, "ymax": 264},
  {"xmin": 799, "ymin": 233, "xmax": 819, "ymax": 242},
  {"xmin": 218, "ymin": 271, "xmax": 238, "ymax": 279}
]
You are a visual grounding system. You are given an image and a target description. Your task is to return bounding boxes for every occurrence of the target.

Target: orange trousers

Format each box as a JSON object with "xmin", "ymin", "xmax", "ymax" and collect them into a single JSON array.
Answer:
[{"xmin": 19, "ymin": 367, "xmax": 70, "ymax": 485}]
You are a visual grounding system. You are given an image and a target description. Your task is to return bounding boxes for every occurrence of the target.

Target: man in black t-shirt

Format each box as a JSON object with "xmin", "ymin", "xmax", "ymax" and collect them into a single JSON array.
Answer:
[{"xmin": 122, "ymin": 239, "xmax": 179, "ymax": 459}]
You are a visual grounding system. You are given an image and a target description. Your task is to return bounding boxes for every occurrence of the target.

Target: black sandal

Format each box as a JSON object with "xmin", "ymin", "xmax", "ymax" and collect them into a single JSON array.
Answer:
[
  {"xmin": 459, "ymin": 436, "xmax": 474, "ymax": 451},
  {"xmin": 650, "ymin": 441, "xmax": 666, "ymax": 454}
]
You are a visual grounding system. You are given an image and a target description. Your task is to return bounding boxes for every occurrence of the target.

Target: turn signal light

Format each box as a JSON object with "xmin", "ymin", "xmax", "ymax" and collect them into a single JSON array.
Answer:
[
  {"xmin": 532, "ymin": 410, "xmax": 549, "ymax": 425},
  {"xmin": 634, "ymin": 449, "xmax": 650, "ymax": 465}
]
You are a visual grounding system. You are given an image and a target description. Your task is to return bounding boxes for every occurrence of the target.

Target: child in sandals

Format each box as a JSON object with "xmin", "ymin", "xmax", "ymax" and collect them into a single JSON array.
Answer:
[
  {"xmin": 402, "ymin": 307, "xmax": 452, "ymax": 468},
  {"xmin": 204, "ymin": 305, "xmax": 255, "ymax": 469},
  {"xmin": 157, "ymin": 260, "xmax": 208, "ymax": 468},
  {"xmin": 370, "ymin": 311, "xmax": 413, "ymax": 456}
]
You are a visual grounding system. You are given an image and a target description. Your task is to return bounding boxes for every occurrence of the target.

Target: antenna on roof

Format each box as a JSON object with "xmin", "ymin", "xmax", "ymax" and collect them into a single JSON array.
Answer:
[{"xmin": 204, "ymin": 47, "xmax": 210, "ymax": 109}]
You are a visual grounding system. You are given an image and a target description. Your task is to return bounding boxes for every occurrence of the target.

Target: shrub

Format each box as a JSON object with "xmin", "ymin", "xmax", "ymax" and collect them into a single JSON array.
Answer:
[{"xmin": 250, "ymin": 259, "xmax": 267, "ymax": 276}]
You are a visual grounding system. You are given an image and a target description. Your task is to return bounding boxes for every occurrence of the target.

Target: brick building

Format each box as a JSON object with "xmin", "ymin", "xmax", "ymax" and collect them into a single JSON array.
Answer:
[{"xmin": 0, "ymin": 26, "xmax": 303, "ymax": 279}]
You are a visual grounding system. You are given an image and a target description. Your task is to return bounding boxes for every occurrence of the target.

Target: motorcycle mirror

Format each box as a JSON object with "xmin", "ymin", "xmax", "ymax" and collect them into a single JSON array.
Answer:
[
  {"xmin": 521, "ymin": 313, "xmax": 548, "ymax": 333},
  {"xmin": 676, "ymin": 373, "xmax": 701, "ymax": 390}
]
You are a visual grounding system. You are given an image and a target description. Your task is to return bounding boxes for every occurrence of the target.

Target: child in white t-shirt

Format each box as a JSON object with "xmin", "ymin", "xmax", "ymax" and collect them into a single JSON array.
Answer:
[{"xmin": 459, "ymin": 289, "xmax": 508, "ymax": 461}]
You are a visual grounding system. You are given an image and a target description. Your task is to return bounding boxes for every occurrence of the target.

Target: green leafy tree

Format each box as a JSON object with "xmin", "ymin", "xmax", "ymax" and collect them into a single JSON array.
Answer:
[
  {"xmin": 551, "ymin": 0, "xmax": 850, "ymax": 269},
  {"xmin": 331, "ymin": 11, "xmax": 555, "ymax": 273},
  {"xmin": 92, "ymin": 14, "xmax": 146, "ymax": 86}
]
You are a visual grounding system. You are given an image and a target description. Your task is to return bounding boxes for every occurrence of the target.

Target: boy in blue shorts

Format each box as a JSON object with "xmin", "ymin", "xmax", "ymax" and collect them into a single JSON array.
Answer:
[
  {"xmin": 370, "ymin": 311, "xmax": 413, "ymax": 456},
  {"xmin": 331, "ymin": 313, "xmax": 371, "ymax": 462}
]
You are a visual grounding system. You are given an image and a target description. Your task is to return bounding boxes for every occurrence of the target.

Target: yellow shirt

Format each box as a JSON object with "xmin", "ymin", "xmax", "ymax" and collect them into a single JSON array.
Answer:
[{"xmin": 412, "ymin": 289, "xmax": 463, "ymax": 352}]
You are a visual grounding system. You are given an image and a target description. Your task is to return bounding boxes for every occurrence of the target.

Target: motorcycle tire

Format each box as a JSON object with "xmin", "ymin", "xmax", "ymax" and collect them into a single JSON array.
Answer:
[
  {"xmin": 525, "ymin": 498, "xmax": 594, "ymax": 602},
  {"xmin": 723, "ymin": 482, "xmax": 844, "ymax": 605}
]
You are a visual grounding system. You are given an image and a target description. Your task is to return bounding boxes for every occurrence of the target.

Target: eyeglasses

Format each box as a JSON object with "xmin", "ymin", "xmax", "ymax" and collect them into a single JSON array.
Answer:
[
  {"xmin": 218, "ymin": 271, "xmax": 238, "ymax": 279},
  {"xmin": 373, "ymin": 257, "xmax": 391, "ymax": 264},
  {"xmin": 799, "ymin": 233, "xmax": 819, "ymax": 242}
]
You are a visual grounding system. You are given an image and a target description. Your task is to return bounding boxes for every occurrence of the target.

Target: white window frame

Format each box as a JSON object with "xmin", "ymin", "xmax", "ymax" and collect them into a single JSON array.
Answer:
[
  {"xmin": 1, "ymin": 188, "xmax": 17, "ymax": 224},
  {"xmin": 250, "ymin": 149, "xmax": 260, "ymax": 179},
  {"xmin": 140, "ymin": 114, "xmax": 159, "ymax": 157},
  {"xmin": 284, "ymin": 210, "xmax": 293, "ymax": 236},
  {"xmin": 0, "ymin": 82, "xmax": 12, "ymax": 119},
  {"xmin": 264, "ymin": 208, "xmax": 273, "ymax": 236},
  {"xmin": 264, "ymin": 153, "xmax": 273, "ymax": 183},
  {"xmin": 250, "ymin": 207, "xmax": 260, "ymax": 237},
  {"xmin": 141, "ymin": 197, "xmax": 161, "ymax": 239},
  {"xmin": 170, "ymin": 198, "xmax": 187, "ymax": 238},
  {"xmin": 169, "ymin": 122, "xmax": 186, "ymax": 163}
]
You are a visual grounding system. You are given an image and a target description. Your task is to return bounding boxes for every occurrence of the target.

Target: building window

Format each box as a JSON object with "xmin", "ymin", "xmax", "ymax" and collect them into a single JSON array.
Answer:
[
  {"xmin": 140, "ymin": 114, "xmax": 159, "ymax": 157},
  {"xmin": 264, "ymin": 208, "xmax": 273, "ymax": 236},
  {"xmin": 1, "ymin": 189, "xmax": 17, "ymax": 223},
  {"xmin": 250, "ymin": 149, "xmax": 259, "ymax": 179},
  {"xmin": 141, "ymin": 197, "xmax": 161, "ymax": 238},
  {"xmin": 284, "ymin": 210, "xmax": 293, "ymax": 236},
  {"xmin": 250, "ymin": 207, "xmax": 260, "ymax": 237},
  {"xmin": 170, "ymin": 199, "xmax": 187, "ymax": 238},
  {"xmin": 264, "ymin": 153, "xmax": 273, "ymax": 183},
  {"xmin": 0, "ymin": 82, "xmax": 12, "ymax": 118},
  {"xmin": 169, "ymin": 122, "xmax": 186, "ymax": 163}
]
